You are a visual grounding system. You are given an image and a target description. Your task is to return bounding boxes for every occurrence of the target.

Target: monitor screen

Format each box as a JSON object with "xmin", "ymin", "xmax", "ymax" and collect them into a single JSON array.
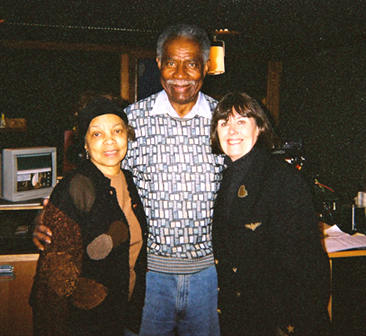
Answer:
[{"xmin": 16, "ymin": 153, "xmax": 53, "ymax": 192}]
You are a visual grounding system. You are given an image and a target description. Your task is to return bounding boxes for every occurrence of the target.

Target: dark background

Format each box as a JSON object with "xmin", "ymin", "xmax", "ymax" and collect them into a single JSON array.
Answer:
[
  {"xmin": 1, "ymin": 3, "xmax": 366, "ymax": 333},
  {"xmin": 1, "ymin": 0, "xmax": 365, "ymax": 201}
]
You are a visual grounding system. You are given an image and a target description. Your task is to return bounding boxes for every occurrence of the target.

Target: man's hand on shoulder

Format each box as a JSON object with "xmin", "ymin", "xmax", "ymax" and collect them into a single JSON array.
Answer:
[{"xmin": 33, "ymin": 198, "xmax": 52, "ymax": 250}]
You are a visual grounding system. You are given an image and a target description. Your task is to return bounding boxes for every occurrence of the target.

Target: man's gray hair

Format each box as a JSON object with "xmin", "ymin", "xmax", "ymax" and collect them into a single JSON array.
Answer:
[{"xmin": 156, "ymin": 24, "xmax": 211, "ymax": 63}]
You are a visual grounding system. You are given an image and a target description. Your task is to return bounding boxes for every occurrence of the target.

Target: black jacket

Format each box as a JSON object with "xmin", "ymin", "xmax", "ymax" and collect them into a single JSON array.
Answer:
[
  {"xmin": 213, "ymin": 147, "xmax": 331, "ymax": 336},
  {"xmin": 30, "ymin": 159, "xmax": 147, "ymax": 335}
]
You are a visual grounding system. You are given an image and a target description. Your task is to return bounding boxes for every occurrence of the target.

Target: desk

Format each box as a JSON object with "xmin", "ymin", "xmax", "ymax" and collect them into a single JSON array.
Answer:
[
  {"xmin": 0, "ymin": 201, "xmax": 41, "ymax": 254},
  {"xmin": 0, "ymin": 254, "xmax": 39, "ymax": 336},
  {"xmin": 329, "ymin": 249, "xmax": 366, "ymax": 259},
  {"xmin": 328, "ymin": 250, "xmax": 366, "ymax": 336},
  {"xmin": 328, "ymin": 250, "xmax": 366, "ymax": 320},
  {"xmin": 0, "ymin": 202, "xmax": 40, "ymax": 335}
]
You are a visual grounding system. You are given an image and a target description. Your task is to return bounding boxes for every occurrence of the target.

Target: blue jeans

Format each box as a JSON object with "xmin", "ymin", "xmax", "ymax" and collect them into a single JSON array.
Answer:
[{"xmin": 126, "ymin": 265, "xmax": 220, "ymax": 336}]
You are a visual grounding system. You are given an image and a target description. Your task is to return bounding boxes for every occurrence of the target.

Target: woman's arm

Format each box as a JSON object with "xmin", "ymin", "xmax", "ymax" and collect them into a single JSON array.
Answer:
[
  {"xmin": 38, "ymin": 202, "xmax": 108, "ymax": 309},
  {"xmin": 271, "ymin": 170, "xmax": 331, "ymax": 335}
]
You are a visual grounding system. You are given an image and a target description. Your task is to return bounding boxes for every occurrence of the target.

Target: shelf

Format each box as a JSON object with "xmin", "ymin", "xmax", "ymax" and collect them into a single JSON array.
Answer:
[
  {"xmin": 0, "ymin": 118, "xmax": 27, "ymax": 132},
  {"xmin": 0, "ymin": 198, "xmax": 43, "ymax": 211}
]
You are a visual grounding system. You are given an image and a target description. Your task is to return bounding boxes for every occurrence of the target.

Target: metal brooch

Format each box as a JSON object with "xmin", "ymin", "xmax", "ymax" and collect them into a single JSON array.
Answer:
[{"xmin": 238, "ymin": 185, "xmax": 248, "ymax": 198}]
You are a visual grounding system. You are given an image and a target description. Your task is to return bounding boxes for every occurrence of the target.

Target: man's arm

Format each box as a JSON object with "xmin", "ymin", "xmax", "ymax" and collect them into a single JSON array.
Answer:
[{"xmin": 32, "ymin": 199, "xmax": 52, "ymax": 250}]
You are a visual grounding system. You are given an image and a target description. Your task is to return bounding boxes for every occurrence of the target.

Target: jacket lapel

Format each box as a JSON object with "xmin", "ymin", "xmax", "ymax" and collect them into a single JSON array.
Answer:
[{"xmin": 229, "ymin": 149, "xmax": 271, "ymax": 223}]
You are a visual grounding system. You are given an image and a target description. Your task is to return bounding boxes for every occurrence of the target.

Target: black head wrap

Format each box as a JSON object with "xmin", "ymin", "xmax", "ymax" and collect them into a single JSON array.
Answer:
[{"xmin": 78, "ymin": 97, "xmax": 128, "ymax": 138}]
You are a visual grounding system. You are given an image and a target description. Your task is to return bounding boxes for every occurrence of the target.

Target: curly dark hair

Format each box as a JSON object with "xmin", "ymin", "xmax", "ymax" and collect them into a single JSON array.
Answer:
[{"xmin": 210, "ymin": 92, "xmax": 275, "ymax": 155}]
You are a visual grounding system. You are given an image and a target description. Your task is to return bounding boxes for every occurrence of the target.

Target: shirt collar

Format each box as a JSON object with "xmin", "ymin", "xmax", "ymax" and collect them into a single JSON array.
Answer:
[{"xmin": 150, "ymin": 90, "xmax": 211, "ymax": 120}]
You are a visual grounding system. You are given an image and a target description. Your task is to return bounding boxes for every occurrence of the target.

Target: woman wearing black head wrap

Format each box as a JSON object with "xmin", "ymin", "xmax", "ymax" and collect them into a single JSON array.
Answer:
[{"xmin": 30, "ymin": 97, "xmax": 147, "ymax": 336}]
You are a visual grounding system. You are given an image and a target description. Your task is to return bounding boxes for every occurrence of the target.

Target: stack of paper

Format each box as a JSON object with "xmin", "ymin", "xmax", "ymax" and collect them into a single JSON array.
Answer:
[{"xmin": 323, "ymin": 225, "xmax": 366, "ymax": 253}]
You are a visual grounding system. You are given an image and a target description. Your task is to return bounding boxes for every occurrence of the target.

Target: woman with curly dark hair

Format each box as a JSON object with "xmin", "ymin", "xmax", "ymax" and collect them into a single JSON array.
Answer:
[{"xmin": 210, "ymin": 92, "xmax": 331, "ymax": 336}]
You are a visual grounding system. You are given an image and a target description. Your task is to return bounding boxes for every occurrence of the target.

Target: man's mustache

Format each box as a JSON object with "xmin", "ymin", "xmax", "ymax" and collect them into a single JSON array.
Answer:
[{"xmin": 166, "ymin": 79, "xmax": 196, "ymax": 86}]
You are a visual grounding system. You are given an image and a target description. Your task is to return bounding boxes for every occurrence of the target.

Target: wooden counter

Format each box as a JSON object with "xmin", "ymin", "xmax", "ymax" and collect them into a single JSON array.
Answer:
[
  {"xmin": 0, "ymin": 201, "xmax": 41, "ymax": 335},
  {"xmin": 0, "ymin": 253, "xmax": 39, "ymax": 336}
]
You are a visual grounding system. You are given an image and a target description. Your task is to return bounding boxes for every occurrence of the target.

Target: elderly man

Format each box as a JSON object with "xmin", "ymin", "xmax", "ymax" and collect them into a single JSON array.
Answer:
[
  {"xmin": 34, "ymin": 24, "xmax": 224, "ymax": 336},
  {"xmin": 123, "ymin": 24, "xmax": 224, "ymax": 336}
]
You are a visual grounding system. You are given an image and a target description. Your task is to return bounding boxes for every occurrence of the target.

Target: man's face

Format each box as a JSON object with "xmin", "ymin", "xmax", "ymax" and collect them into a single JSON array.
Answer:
[{"xmin": 157, "ymin": 36, "xmax": 209, "ymax": 107}]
